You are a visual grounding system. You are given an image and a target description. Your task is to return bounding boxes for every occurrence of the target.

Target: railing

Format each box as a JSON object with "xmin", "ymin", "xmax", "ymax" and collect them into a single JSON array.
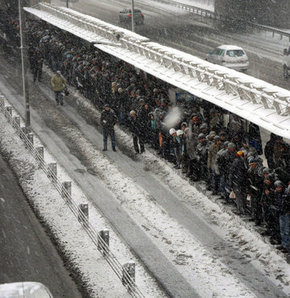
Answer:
[
  {"xmin": 33, "ymin": 3, "xmax": 290, "ymax": 119},
  {"xmin": 154, "ymin": 0, "xmax": 290, "ymax": 41},
  {"xmin": 0, "ymin": 94, "xmax": 145, "ymax": 298}
]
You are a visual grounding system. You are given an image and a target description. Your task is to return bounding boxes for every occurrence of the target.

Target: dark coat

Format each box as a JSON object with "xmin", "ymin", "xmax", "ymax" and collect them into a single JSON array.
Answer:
[
  {"xmin": 281, "ymin": 188, "xmax": 290, "ymax": 215},
  {"xmin": 128, "ymin": 116, "xmax": 141, "ymax": 136},
  {"xmin": 229, "ymin": 157, "xmax": 248, "ymax": 189},
  {"xmin": 100, "ymin": 109, "xmax": 117, "ymax": 130},
  {"xmin": 217, "ymin": 149, "xmax": 236, "ymax": 176}
]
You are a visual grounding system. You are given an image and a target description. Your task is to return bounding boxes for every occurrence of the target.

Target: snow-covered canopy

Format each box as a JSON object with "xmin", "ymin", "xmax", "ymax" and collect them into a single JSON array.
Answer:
[{"xmin": 25, "ymin": 3, "xmax": 290, "ymax": 139}]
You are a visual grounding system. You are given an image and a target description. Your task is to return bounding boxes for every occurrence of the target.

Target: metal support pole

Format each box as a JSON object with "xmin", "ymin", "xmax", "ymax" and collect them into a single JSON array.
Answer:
[
  {"xmin": 66, "ymin": 0, "xmax": 68, "ymax": 8},
  {"xmin": 62, "ymin": 181, "xmax": 72, "ymax": 202},
  {"xmin": 98, "ymin": 230, "xmax": 109, "ymax": 256},
  {"xmin": 78, "ymin": 204, "xmax": 89, "ymax": 225},
  {"xmin": 131, "ymin": 0, "xmax": 135, "ymax": 32},
  {"xmin": 19, "ymin": 0, "xmax": 31, "ymax": 129}
]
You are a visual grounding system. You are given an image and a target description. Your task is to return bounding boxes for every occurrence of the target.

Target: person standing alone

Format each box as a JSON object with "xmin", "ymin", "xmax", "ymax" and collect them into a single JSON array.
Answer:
[
  {"xmin": 51, "ymin": 70, "xmax": 67, "ymax": 106},
  {"xmin": 101, "ymin": 104, "xmax": 117, "ymax": 152}
]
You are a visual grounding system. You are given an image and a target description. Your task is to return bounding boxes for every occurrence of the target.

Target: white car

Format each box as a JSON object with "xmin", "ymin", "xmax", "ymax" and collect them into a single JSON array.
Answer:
[
  {"xmin": 206, "ymin": 45, "xmax": 249, "ymax": 71},
  {"xmin": 0, "ymin": 282, "xmax": 53, "ymax": 298}
]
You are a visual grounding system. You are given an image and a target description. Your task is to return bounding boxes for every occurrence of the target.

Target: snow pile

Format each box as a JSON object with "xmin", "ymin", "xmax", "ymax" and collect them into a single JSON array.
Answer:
[
  {"xmin": 65, "ymin": 83, "xmax": 290, "ymax": 296},
  {"xmin": 0, "ymin": 111, "xmax": 165, "ymax": 297}
]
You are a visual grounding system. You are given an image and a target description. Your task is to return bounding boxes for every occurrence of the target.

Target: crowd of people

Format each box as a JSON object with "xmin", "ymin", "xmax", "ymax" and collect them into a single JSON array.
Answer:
[{"xmin": 1, "ymin": 13, "xmax": 289, "ymax": 254}]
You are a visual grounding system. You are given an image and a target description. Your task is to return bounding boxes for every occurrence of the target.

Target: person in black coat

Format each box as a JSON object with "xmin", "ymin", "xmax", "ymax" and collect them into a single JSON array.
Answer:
[
  {"xmin": 217, "ymin": 142, "xmax": 236, "ymax": 201},
  {"xmin": 128, "ymin": 110, "xmax": 144, "ymax": 154},
  {"xmin": 279, "ymin": 183, "xmax": 290, "ymax": 252},
  {"xmin": 264, "ymin": 133, "xmax": 278, "ymax": 169},
  {"xmin": 247, "ymin": 157, "xmax": 264, "ymax": 225},
  {"xmin": 100, "ymin": 104, "xmax": 117, "ymax": 151},
  {"xmin": 32, "ymin": 48, "xmax": 44, "ymax": 82},
  {"xmin": 229, "ymin": 151, "xmax": 248, "ymax": 215}
]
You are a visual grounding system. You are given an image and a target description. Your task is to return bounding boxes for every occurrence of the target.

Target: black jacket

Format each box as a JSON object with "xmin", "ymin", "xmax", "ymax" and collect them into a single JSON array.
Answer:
[
  {"xmin": 100, "ymin": 109, "xmax": 117, "ymax": 130},
  {"xmin": 229, "ymin": 157, "xmax": 248, "ymax": 189}
]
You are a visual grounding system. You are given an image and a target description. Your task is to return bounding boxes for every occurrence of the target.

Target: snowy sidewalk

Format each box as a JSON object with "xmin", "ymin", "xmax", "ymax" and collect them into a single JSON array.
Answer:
[{"xmin": 0, "ymin": 57, "xmax": 289, "ymax": 297}]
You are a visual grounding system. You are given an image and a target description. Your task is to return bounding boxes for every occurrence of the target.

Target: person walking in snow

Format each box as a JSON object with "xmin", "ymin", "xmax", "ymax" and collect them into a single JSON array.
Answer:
[{"xmin": 51, "ymin": 70, "xmax": 67, "ymax": 106}]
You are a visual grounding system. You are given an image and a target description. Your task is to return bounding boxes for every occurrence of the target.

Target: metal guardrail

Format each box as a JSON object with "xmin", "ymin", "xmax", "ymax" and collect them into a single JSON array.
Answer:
[
  {"xmin": 157, "ymin": 0, "xmax": 290, "ymax": 41},
  {"xmin": 0, "ymin": 94, "xmax": 145, "ymax": 298}
]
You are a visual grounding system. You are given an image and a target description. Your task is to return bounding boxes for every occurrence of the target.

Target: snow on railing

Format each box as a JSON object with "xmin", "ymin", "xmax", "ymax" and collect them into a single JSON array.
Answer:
[
  {"xmin": 0, "ymin": 94, "xmax": 144, "ymax": 298},
  {"xmin": 25, "ymin": 3, "xmax": 290, "ymax": 138}
]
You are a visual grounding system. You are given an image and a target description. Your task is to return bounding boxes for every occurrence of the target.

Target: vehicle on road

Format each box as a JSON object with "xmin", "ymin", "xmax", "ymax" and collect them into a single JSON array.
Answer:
[
  {"xmin": 283, "ymin": 47, "xmax": 290, "ymax": 78},
  {"xmin": 119, "ymin": 9, "xmax": 144, "ymax": 25},
  {"xmin": 206, "ymin": 45, "xmax": 249, "ymax": 71},
  {"xmin": 0, "ymin": 282, "xmax": 53, "ymax": 298}
]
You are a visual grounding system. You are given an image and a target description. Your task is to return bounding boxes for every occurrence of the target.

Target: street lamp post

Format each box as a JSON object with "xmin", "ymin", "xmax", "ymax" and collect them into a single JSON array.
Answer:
[
  {"xmin": 66, "ymin": 0, "xmax": 68, "ymax": 8},
  {"xmin": 18, "ymin": 0, "xmax": 31, "ymax": 129},
  {"xmin": 131, "ymin": 0, "xmax": 135, "ymax": 32}
]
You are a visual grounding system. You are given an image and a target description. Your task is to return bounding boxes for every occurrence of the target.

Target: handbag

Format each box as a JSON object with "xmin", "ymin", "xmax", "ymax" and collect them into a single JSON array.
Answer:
[
  {"xmin": 229, "ymin": 190, "xmax": 236, "ymax": 199},
  {"xmin": 64, "ymin": 87, "xmax": 69, "ymax": 96}
]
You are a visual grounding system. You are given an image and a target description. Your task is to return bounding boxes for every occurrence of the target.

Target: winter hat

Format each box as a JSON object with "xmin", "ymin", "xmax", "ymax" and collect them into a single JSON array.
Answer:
[
  {"xmin": 176, "ymin": 130, "xmax": 183, "ymax": 136},
  {"xmin": 104, "ymin": 104, "xmax": 110, "ymax": 108},
  {"xmin": 223, "ymin": 141, "xmax": 229, "ymax": 148},
  {"xmin": 184, "ymin": 127, "xmax": 190, "ymax": 134},
  {"xmin": 236, "ymin": 151, "xmax": 244, "ymax": 157},
  {"xmin": 169, "ymin": 128, "xmax": 176, "ymax": 135},
  {"xmin": 263, "ymin": 168, "xmax": 270, "ymax": 175},
  {"xmin": 228, "ymin": 142, "xmax": 236, "ymax": 149},
  {"xmin": 214, "ymin": 135, "xmax": 220, "ymax": 142},
  {"xmin": 274, "ymin": 180, "xmax": 284, "ymax": 188},
  {"xmin": 181, "ymin": 122, "xmax": 187, "ymax": 128},
  {"xmin": 198, "ymin": 133, "xmax": 205, "ymax": 139},
  {"xmin": 248, "ymin": 156, "xmax": 258, "ymax": 165}
]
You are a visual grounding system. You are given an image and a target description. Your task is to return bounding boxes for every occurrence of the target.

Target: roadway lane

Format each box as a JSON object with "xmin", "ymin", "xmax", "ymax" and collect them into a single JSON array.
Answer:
[
  {"xmin": 51, "ymin": 0, "xmax": 290, "ymax": 89},
  {"xmin": 0, "ymin": 153, "xmax": 82, "ymax": 298}
]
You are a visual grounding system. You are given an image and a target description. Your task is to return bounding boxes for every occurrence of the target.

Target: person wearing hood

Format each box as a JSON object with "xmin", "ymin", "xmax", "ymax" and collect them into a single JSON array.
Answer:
[{"xmin": 100, "ymin": 104, "xmax": 117, "ymax": 152}]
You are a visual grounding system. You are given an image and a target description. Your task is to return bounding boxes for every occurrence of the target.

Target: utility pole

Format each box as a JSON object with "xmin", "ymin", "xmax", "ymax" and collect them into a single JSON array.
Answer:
[
  {"xmin": 19, "ymin": 0, "xmax": 31, "ymax": 128},
  {"xmin": 66, "ymin": 0, "xmax": 68, "ymax": 8},
  {"xmin": 131, "ymin": 0, "xmax": 135, "ymax": 32}
]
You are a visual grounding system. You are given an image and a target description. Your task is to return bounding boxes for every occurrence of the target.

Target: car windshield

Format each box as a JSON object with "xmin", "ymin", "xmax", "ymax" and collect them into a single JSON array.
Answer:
[
  {"xmin": 128, "ymin": 9, "xmax": 142, "ymax": 13},
  {"xmin": 213, "ymin": 48, "xmax": 225, "ymax": 56},
  {"xmin": 226, "ymin": 49, "xmax": 245, "ymax": 57}
]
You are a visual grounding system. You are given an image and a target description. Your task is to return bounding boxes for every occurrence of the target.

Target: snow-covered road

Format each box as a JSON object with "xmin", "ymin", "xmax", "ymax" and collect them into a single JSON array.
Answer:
[{"xmin": 0, "ymin": 51, "xmax": 289, "ymax": 297}]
